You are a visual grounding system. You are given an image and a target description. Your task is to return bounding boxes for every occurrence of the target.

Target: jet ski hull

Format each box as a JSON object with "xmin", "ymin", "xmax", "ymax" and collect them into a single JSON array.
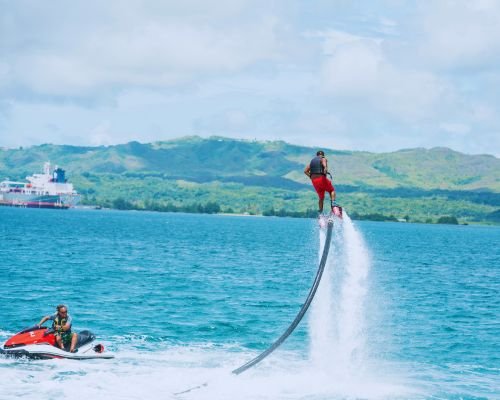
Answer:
[
  {"xmin": 1, "ymin": 326, "xmax": 114, "ymax": 360},
  {"xmin": 1, "ymin": 343, "xmax": 114, "ymax": 360}
]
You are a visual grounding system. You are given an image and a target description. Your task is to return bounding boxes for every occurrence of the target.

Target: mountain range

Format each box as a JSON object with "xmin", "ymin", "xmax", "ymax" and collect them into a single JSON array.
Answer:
[{"xmin": 1, "ymin": 136, "xmax": 499, "ymax": 223}]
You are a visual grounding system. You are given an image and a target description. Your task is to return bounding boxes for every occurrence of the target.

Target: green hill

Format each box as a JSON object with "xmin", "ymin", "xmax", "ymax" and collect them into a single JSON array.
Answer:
[{"xmin": 1, "ymin": 136, "xmax": 499, "ymax": 223}]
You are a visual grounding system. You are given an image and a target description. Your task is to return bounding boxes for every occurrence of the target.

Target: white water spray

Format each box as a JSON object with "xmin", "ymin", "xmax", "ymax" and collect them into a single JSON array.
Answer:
[
  {"xmin": 309, "ymin": 222, "xmax": 336, "ymax": 368},
  {"xmin": 309, "ymin": 213, "xmax": 371, "ymax": 375}
]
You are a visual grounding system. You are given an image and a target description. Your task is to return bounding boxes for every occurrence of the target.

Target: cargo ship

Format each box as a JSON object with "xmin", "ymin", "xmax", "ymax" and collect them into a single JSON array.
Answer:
[{"xmin": 0, "ymin": 162, "xmax": 80, "ymax": 209}]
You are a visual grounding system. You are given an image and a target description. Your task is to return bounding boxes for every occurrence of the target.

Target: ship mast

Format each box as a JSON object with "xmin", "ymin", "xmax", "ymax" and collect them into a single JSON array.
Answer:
[{"xmin": 43, "ymin": 162, "xmax": 51, "ymax": 176}]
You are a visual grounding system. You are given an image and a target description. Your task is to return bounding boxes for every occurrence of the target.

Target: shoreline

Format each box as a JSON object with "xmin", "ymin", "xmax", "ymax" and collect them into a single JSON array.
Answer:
[{"xmin": 69, "ymin": 205, "xmax": 492, "ymax": 225}]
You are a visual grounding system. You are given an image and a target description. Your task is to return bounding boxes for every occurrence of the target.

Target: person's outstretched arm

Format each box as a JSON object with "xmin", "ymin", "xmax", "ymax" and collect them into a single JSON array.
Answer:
[{"xmin": 38, "ymin": 315, "xmax": 50, "ymax": 327}]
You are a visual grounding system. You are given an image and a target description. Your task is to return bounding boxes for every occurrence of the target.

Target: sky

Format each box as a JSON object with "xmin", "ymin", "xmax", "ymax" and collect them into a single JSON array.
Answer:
[{"xmin": 1, "ymin": 0, "xmax": 499, "ymax": 155}]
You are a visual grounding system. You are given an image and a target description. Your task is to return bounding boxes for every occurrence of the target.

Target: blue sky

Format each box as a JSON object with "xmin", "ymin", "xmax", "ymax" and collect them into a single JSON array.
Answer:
[{"xmin": 1, "ymin": 0, "xmax": 499, "ymax": 155}]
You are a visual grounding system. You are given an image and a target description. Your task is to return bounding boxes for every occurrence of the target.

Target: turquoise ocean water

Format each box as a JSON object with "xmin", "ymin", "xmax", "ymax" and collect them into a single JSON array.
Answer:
[{"xmin": 0, "ymin": 207, "xmax": 498, "ymax": 399}]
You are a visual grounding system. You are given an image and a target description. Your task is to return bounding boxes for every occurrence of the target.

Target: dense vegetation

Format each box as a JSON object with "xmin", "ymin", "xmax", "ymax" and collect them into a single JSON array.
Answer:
[{"xmin": 1, "ymin": 136, "xmax": 499, "ymax": 224}]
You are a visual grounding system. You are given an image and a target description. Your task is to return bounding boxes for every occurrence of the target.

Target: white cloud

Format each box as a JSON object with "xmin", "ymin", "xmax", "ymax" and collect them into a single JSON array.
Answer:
[
  {"xmin": 416, "ymin": 1, "xmax": 500, "ymax": 70},
  {"xmin": 320, "ymin": 32, "xmax": 383, "ymax": 95},
  {"xmin": 1, "ymin": 1, "xmax": 500, "ymax": 156},
  {"xmin": 0, "ymin": 63, "xmax": 11, "ymax": 87},
  {"xmin": 291, "ymin": 111, "xmax": 350, "ymax": 150},
  {"xmin": 471, "ymin": 104, "xmax": 497, "ymax": 124},
  {"xmin": 439, "ymin": 122, "xmax": 470, "ymax": 136},
  {"xmin": 319, "ymin": 30, "xmax": 448, "ymax": 121},
  {"xmin": 194, "ymin": 109, "xmax": 251, "ymax": 133},
  {"xmin": 89, "ymin": 121, "xmax": 113, "ymax": 146},
  {"xmin": 116, "ymin": 90, "xmax": 174, "ymax": 109},
  {"xmin": 3, "ymin": 1, "xmax": 282, "ymax": 96}
]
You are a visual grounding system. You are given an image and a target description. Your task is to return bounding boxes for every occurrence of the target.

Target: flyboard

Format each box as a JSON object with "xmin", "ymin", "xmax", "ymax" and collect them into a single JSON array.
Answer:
[{"xmin": 175, "ymin": 205, "xmax": 343, "ymax": 395}]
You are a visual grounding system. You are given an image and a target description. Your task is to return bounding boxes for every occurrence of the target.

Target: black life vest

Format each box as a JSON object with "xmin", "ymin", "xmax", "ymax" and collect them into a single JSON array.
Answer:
[
  {"xmin": 53, "ymin": 315, "xmax": 71, "ymax": 333},
  {"xmin": 309, "ymin": 156, "xmax": 325, "ymax": 175}
]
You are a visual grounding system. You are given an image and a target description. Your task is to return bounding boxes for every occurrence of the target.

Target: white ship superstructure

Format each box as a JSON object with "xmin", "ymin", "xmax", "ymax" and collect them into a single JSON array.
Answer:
[{"xmin": 0, "ymin": 162, "xmax": 80, "ymax": 208}]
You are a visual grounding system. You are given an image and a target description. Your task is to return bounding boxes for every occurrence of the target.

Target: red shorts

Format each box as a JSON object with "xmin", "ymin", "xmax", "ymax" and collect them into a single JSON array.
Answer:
[{"xmin": 311, "ymin": 176, "xmax": 334, "ymax": 200}]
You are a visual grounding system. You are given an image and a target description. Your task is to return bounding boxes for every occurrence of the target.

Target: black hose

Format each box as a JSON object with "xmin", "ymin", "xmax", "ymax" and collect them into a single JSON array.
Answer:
[
  {"xmin": 232, "ymin": 220, "xmax": 334, "ymax": 375},
  {"xmin": 174, "ymin": 221, "xmax": 334, "ymax": 396}
]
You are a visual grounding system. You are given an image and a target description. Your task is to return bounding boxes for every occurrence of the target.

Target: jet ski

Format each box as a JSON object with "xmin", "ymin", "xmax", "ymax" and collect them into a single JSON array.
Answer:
[{"xmin": 0, "ymin": 325, "xmax": 114, "ymax": 360}]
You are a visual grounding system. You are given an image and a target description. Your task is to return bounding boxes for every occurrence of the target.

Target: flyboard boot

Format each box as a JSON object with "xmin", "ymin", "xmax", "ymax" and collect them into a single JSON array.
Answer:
[
  {"xmin": 330, "ymin": 199, "xmax": 343, "ymax": 220},
  {"xmin": 319, "ymin": 201, "xmax": 343, "ymax": 228}
]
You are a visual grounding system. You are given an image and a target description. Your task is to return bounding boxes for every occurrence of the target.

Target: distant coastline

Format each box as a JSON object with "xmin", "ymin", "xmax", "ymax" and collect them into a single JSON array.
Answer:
[
  {"xmin": 1, "ymin": 137, "xmax": 499, "ymax": 225},
  {"xmin": 74, "ymin": 202, "xmax": 470, "ymax": 225}
]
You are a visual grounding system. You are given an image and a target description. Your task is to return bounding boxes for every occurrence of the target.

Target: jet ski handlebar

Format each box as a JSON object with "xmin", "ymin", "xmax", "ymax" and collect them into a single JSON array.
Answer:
[
  {"xmin": 43, "ymin": 328, "xmax": 55, "ymax": 336},
  {"xmin": 16, "ymin": 325, "xmax": 55, "ymax": 336},
  {"xmin": 17, "ymin": 325, "xmax": 47, "ymax": 335}
]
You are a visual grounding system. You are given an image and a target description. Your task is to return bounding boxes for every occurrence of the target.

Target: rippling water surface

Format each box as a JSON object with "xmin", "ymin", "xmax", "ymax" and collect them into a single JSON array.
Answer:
[{"xmin": 0, "ymin": 207, "xmax": 498, "ymax": 399}]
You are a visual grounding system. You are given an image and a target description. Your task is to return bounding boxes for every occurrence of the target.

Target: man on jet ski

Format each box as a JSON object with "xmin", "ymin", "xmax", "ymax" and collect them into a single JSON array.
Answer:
[{"xmin": 37, "ymin": 304, "xmax": 78, "ymax": 353}]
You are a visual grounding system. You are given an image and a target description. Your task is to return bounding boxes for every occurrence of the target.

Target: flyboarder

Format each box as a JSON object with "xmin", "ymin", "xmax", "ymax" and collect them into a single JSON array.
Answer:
[{"xmin": 304, "ymin": 150, "xmax": 340, "ymax": 217}]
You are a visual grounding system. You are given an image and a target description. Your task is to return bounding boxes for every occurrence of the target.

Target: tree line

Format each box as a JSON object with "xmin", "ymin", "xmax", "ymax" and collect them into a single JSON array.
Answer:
[
  {"xmin": 111, "ymin": 198, "xmax": 222, "ymax": 214},
  {"xmin": 90, "ymin": 197, "xmax": 465, "ymax": 225}
]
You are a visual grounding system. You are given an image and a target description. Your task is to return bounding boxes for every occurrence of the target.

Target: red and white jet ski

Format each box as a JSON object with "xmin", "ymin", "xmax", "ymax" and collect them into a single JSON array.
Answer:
[{"xmin": 1, "ymin": 325, "xmax": 114, "ymax": 360}]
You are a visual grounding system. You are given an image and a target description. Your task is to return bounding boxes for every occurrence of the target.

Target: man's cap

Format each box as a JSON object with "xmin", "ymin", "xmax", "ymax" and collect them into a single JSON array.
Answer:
[{"xmin": 316, "ymin": 150, "xmax": 325, "ymax": 156}]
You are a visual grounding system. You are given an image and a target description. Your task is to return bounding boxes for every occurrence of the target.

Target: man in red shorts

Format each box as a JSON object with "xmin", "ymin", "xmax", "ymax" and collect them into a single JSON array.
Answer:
[{"xmin": 304, "ymin": 150, "xmax": 337, "ymax": 215}]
